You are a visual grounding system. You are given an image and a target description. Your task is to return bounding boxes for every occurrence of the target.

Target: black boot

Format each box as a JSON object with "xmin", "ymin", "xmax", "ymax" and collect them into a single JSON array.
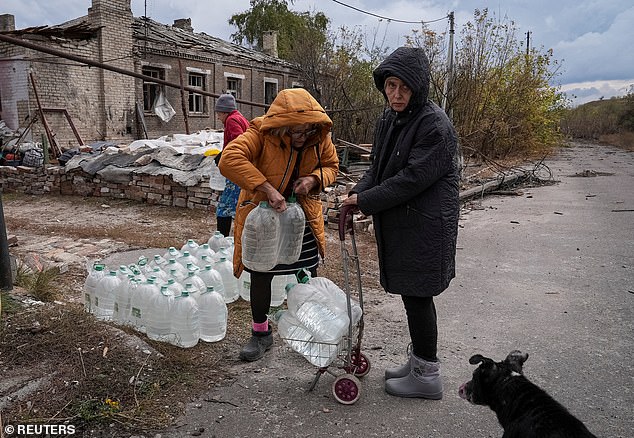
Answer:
[{"xmin": 239, "ymin": 329, "xmax": 273, "ymax": 362}]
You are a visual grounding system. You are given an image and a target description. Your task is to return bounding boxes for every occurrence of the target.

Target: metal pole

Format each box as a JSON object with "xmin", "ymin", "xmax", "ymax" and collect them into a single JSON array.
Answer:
[
  {"xmin": 0, "ymin": 194, "xmax": 13, "ymax": 291},
  {"xmin": 441, "ymin": 11, "xmax": 455, "ymax": 114}
]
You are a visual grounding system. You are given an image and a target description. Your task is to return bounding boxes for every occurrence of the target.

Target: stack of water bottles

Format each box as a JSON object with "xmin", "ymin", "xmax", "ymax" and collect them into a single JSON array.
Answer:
[
  {"xmin": 241, "ymin": 197, "xmax": 305, "ymax": 271},
  {"xmin": 275, "ymin": 275, "xmax": 363, "ymax": 367},
  {"xmin": 82, "ymin": 233, "xmax": 269, "ymax": 348}
]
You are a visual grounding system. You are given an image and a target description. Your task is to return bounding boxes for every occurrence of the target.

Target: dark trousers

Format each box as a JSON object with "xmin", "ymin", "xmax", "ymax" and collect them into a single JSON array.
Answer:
[
  {"xmin": 216, "ymin": 216, "xmax": 232, "ymax": 237},
  {"xmin": 250, "ymin": 266, "xmax": 318, "ymax": 324},
  {"xmin": 401, "ymin": 295, "xmax": 438, "ymax": 362}
]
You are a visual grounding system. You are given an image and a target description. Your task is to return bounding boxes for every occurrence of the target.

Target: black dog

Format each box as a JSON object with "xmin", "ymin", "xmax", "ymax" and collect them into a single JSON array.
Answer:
[{"xmin": 459, "ymin": 350, "xmax": 597, "ymax": 438}]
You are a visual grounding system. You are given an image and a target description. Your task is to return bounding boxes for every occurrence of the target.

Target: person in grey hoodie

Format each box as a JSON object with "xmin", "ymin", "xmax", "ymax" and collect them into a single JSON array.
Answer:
[{"xmin": 341, "ymin": 46, "xmax": 460, "ymax": 399}]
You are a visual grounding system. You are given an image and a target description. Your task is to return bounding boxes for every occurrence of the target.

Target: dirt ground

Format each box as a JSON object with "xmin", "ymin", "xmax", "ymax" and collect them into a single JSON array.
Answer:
[
  {"xmin": 0, "ymin": 151, "xmax": 559, "ymax": 436},
  {"xmin": 0, "ymin": 192, "xmax": 383, "ymax": 436}
]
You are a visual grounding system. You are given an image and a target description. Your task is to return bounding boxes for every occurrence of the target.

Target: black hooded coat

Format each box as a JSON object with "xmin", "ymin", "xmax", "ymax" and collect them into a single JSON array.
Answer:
[{"xmin": 352, "ymin": 47, "xmax": 460, "ymax": 297}]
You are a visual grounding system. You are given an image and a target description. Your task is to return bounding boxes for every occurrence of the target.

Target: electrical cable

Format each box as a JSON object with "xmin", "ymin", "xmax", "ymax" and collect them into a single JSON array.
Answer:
[{"xmin": 330, "ymin": 0, "xmax": 448, "ymax": 24}]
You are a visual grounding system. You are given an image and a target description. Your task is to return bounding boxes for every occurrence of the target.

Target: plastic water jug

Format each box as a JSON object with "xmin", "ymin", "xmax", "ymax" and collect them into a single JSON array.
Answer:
[
  {"xmin": 146, "ymin": 285, "xmax": 175, "ymax": 342},
  {"xmin": 277, "ymin": 197, "xmax": 305, "ymax": 264},
  {"xmin": 212, "ymin": 246, "xmax": 232, "ymax": 263},
  {"xmin": 275, "ymin": 310, "xmax": 329, "ymax": 367},
  {"xmin": 149, "ymin": 254, "xmax": 168, "ymax": 270},
  {"xmin": 208, "ymin": 160, "xmax": 226, "ymax": 191},
  {"xmin": 271, "ymin": 274, "xmax": 296, "ymax": 307},
  {"xmin": 309, "ymin": 277, "xmax": 363, "ymax": 326},
  {"xmin": 177, "ymin": 251, "xmax": 199, "ymax": 268},
  {"xmin": 129, "ymin": 277, "xmax": 159, "ymax": 334},
  {"xmin": 238, "ymin": 270, "xmax": 251, "ymax": 301},
  {"xmin": 180, "ymin": 239, "xmax": 200, "ymax": 254},
  {"xmin": 194, "ymin": 243, "xmax": 215, "ymax": 260},
  {"xmin": 165, "ymin": 258, "xmax": 188, "ymax": 282},
  {"xmin": 198, "ymin": 286, "xmax": 228, "ymax": 342},
  {"xmin": 116, "ymin": 265, "xmax": 132, "ymax": 281},
  {"xmin": 83, "ymin": 263, "xmax": 106, "ymax": 314},
  {"xmin": 94, "ymin": 270, "xmax": 120, "ymax": 321},
  {"xmin": 208, "ymin": 231, "xmax": 229, "ymax": 252},
  {"xmin": 242, "ymin": 201, "xmax": 280, "ymax": 271},
  {"xmin": 286, "ymin": 282, "xmax": 350, "ymax": 343},
  {"xmin": 164, "ymin": 278, "xmax": 181, "ymax": 297},
  {"xmin": 113, "ymin": 274, "xmax": 136, "ymax": 325},
  {"xmin": 163, "ymin": 246, "xmax": 182, "ymax": 261},
  {"xmin": 198, "ymin": 265, "xmax": 225, "ymax": 299},
  {"xmin": 185, "ymin": 269, "xmax": 207, "ymax": 297},
  {"xmin": 214, "ymin": 257, "xmax": 239, "ymax": 303},
  {"xmin": 170, "ymin": 290, "xmax": 200, "ymax": 348}
]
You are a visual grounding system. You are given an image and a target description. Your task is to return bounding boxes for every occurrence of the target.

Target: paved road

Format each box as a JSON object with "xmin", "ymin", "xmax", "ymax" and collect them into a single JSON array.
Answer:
[{"xmin": 160, "ymin": 142, "xmax": 633, "ymax": 438}]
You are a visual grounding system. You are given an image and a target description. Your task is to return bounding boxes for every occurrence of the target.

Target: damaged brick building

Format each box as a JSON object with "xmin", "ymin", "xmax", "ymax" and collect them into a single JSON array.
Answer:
[{"xmin": 0, "ymin": 0, "xmax": 301, "ymax": 150}]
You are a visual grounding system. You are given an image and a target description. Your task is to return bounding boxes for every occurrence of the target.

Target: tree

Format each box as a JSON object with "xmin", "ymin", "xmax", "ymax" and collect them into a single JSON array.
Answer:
[{"xmin": 229, "ymin": 0, "xmax": 329, "ymax": 60}]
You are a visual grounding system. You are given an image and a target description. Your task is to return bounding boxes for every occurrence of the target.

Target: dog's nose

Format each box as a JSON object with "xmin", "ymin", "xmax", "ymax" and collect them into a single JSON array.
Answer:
[{"xmin": 458, "ymin": 382, "xmax": 468, "ymax": 399}]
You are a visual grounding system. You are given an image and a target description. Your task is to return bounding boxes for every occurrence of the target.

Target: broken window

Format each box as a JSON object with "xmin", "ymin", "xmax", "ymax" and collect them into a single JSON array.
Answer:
[
  {"xmin": 226, "ymin": 77, "xmax": 242, "ymax": 99},
  {"xmin": 142, "ymin": 67, "xmax": 165, "ymax": 112},
  {"xmin": 264, "ymin": 79, "xmax": 278, "ymax": 105},
  {"xmin": 188, "ymin": 73, "xmax": 206, "ymax": 114}
]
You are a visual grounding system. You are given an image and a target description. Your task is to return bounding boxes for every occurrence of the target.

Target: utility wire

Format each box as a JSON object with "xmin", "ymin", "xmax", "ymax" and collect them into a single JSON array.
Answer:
[{"xmin": 330, "ymin": 0, "xmax": 448, "ymax": 24}]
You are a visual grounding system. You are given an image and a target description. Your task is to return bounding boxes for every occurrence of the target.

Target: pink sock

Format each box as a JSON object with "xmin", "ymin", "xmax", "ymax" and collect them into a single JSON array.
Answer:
[{"xmin": 252, "ymin": 320, "xmax": 269, "ymax": 332}]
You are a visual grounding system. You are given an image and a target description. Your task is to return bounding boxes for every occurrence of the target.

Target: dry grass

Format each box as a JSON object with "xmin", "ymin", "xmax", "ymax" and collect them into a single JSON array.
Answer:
[{"xmin": 0, "ymin": 296, "xmax": 254, "ymax": 433}]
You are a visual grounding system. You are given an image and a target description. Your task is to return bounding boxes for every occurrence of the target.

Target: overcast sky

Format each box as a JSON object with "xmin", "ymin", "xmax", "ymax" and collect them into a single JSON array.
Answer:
[{"xmin": 3, "ymin": 0, "xmax": 633, "ymax": 106}]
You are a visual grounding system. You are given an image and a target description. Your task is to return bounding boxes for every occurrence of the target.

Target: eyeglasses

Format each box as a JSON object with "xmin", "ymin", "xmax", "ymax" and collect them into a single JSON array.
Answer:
[{"xmin": 289, "ymin": 127, "xmax": 317, "ymax": 138}]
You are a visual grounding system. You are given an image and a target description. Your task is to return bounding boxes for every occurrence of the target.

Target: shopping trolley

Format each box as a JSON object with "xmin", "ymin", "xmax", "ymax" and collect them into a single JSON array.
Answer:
[{"xmin": 277, "ymin": 204, "xmax": 370, "ymax": 405}]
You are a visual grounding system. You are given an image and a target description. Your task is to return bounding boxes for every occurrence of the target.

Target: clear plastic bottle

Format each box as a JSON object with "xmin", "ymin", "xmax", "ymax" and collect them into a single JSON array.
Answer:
[
  {"xmin": 162, "ymin": 246, "xmax": 182, "ymax": 261},
  {"xmin": 241, "ymin": 201, "xmax": 280, "ymax": 271},
  {"xmin": 238, "ymin": 270, "xmax": 251, "ymax": 302},
  {"xmin": 214, "ymin": 257, "xmax": 239, "ymax": 303},
  {"xmin": 270, "ymin": 274, "xmax": 296, "ymax": 307},
  {"xmin": 164, "ymin": 277, "xmax": 181, "ymax": 297},
  {"xmin": 176, "ymin": 251, "xmax": 199, "ymax": 268},
  {"xmin": 286, "ymin": 283, "xmax": 350, "ymax": 344},
  {"xmin": 165, "ymin": 258, "xmax": 188, "ymax": 282},
  {"xmin": 208, "ymin": 160, "xmax": 226, "ymax": 191},
  {"xmin": 113, "ymin": 273, "xmax": 135, "ymax": 325},
  {"xmin": 294, "ymin": 301, "xmax": 349, "ymax": 344},
  {"xmin": 198, "ymin": 264, "xmax": 225, "ymax": 299},
  {"xmin": 198, "ymin": 286, "xmax": 228, "ymax": 342},
  {"xmin": 129, "ymin": 277, "xmax": 159, "ymax": 333},
  {"xmin": 170, "ymin": 290, "xmax": 200, "ymax": 348},
  {"xmin": 185, "ymin": 268, "xmax": 207, "ymax": 298},
  {"xmin": 194, "ymin": 243, "xmax": 215, "ymax": 260},
  {"xmin": 277, "ymin": 196, "xmax": 306, "ymax": 264},
  {"xmin": 180, "ymin": 239, "xmax": 199, "ymax": 254},
  {"xmin": 94, "ymin": 270, "xmax": 120, "ymax": 321},
  {"xmin": 212, "ymin": 246, "xmax": 232, "ymax": 263},
  {"xmin": 83, "ymin": 263, "xmax": 106, "ymax": 314},
  {"xmin": 275, "ymin": 310, "xmax": 327, "ymax": 366},
  {"xmin": 116, "ymin": 265, "xmax": 132, "ymax": 281},
  {"xmin": 146, "ymin": 285, "xmax": 175, "ymax": 342},
  {"xmin": 208, "ymin": 230, "xmax": 229, "ymax": 252},
  {"xmin": 148, "ymin": 254, "xmax": 168, "ymax": 271}
]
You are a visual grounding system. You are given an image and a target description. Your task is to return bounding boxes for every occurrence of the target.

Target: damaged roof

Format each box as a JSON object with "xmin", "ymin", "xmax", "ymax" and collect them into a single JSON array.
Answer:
[{"xmin": 132, "ymin": 17, "xmax": 294, "ymax": 68}]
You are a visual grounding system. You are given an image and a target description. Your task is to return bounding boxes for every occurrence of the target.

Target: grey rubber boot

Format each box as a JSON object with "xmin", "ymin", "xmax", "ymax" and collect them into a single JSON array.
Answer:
[
  {"xmin": 385, "ymin": 354, "xmax": 411, "ymax": 380},
  {"xmin": 384, "ymin": 353, "xmax": 443, "ymax": 399},
  {"xmin": 239, "ymin": 329, "xmax": 273, "ymax": 362}
]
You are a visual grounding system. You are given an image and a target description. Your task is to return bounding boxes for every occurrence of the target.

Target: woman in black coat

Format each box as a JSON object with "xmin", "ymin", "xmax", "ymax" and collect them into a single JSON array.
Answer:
[{"xmin": 342, "ymin": 46, "xmax": 460, "ymax": 399}]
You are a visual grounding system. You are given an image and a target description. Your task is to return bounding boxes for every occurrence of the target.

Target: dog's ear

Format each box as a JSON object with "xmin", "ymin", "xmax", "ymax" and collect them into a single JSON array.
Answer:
[
  {"xmin": 505, "ymin": 350, "xmax": 529, "ymax": 373},
  {"xmin": 469, "ymin": 354, "xmax": 493, "ymax": 366}
]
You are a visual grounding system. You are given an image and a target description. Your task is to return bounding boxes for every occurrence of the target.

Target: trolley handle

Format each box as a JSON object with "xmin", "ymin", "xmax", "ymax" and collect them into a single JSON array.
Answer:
[{"xmin": 338, "ymin": 204, "xmax": 357, "ymax": 241}]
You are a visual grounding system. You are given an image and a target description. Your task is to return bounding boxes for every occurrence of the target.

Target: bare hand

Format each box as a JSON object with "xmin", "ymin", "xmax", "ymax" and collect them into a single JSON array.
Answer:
[
  {"xmin": 342, "ymin": 193, "xmax": 358, "ymax": 208},
  {"xmin": 268, "ymin": 190, "xmax": 287, "ymax": 212},
  {"xmin": 293, "ymin": 175, "xmax": 318, "ymax": 195}
]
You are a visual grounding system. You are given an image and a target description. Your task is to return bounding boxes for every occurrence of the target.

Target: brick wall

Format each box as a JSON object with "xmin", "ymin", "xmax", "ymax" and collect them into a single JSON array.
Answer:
[{"xmin": 0, "ymin": 164, "xmax": 219, "ymax": 211}]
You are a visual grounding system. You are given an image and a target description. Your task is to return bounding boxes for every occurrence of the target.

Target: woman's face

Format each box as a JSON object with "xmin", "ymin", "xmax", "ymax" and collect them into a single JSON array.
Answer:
[
  {"xmin": 289, "ymin": 123, "xmax": 317, "ymax": 148},
  {"xmin": 384, "ymin": 76, "xmax": 412, "ymax": 112}
]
